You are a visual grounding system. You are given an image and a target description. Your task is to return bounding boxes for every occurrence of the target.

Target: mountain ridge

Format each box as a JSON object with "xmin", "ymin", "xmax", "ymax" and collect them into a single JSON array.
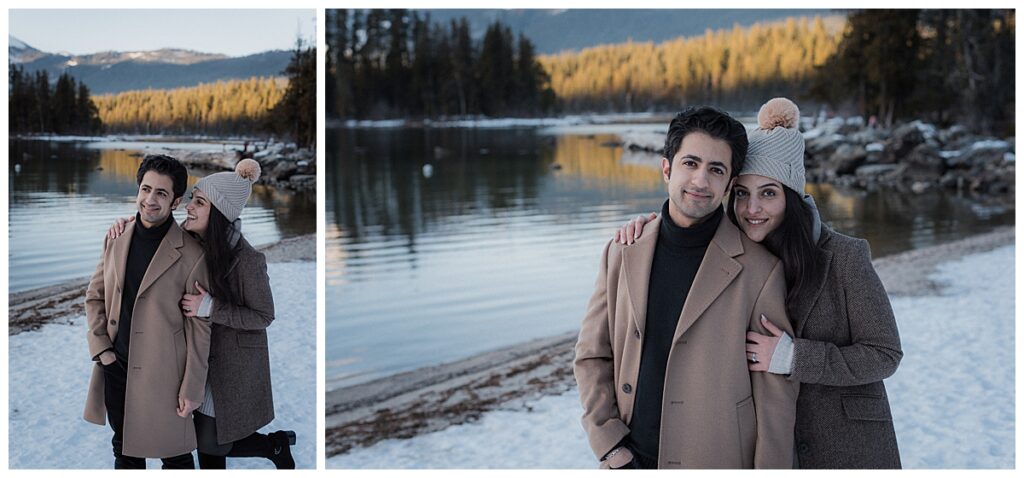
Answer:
[
  {"xmin": 9, "ymin": 36, "xmax": 291, "ymax": 94},
  {"xmin": 420, "ymin": 9, "xmax": 838, "ymax": 55}
]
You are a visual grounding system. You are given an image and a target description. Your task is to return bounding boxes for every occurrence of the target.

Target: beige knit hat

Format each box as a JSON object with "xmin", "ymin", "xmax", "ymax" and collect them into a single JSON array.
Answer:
[
  {"xmin": 742, "ymin": 97, "xmax": 806, "ymax": 194},
  {"xmin": 193, "ymin": 159, "xmax": 261, "ymax": 222}
]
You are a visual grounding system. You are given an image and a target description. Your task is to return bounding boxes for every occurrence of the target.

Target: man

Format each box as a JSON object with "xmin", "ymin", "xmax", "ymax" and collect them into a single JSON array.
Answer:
[
  {"xmin": 574, "ymin": 107, "xmax": 799, "ymax": 469},
  {"xmin": 84, "ymin": 154, "xmax": 211, "ymax": 468}
]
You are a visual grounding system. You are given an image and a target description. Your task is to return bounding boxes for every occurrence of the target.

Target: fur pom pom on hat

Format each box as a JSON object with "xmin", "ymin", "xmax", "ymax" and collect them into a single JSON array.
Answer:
[
  {"xmin": 235, "ymin": 158, "xmax": 262, "ymax": 183},
  {"xmin": 757, "ymin": 97, "xmax": 800, "ymax": 130},
  {"xmin": 743, "ymin": 97, "xmax": 806, "ymax": 194},
  {"xmin": 193, "ymin": 159, "xmax": 260, "ymax": 222}
]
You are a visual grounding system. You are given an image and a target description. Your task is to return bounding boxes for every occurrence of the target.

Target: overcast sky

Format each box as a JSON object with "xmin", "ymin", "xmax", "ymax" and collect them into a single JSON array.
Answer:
[{"xmin": 9, "ymin": 9, "xmax": 316, "ymax": 57}]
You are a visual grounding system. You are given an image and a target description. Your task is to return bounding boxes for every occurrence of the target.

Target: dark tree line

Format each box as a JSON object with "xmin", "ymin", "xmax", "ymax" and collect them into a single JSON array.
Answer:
[
  {"xmin": 9, "ymin": 65, "xmax": 102, "ymax": 135},
  {"xmin": 811, "ymin": 9, "xmax": 1015, "ymax": 135},
  {"xmin": 328, "ymin": 9, "xmax": 555, "ymax": 119},
  {"xmin": 266, "ymin": 40, "xmax": 317, "ymax": 148}
]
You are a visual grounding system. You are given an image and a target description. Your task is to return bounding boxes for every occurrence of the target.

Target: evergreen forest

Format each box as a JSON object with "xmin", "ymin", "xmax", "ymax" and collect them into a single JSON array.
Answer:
[
  {"xmin": 9, "ymin": 67, "xmax": 103, "ymax": 135},
  {"xmin": 327, "ymin": 9, "xmax": 1014, "ymax": 134}
]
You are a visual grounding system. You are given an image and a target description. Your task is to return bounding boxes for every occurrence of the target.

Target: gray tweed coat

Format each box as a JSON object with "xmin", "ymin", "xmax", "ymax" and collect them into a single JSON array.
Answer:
[
  {"xmin": 787, "ymin": 226, "xmax": 902, "ymax": 468},
  {"xmin": 206, "ymin": 238, "xmax": 277, "ymax": 444}
]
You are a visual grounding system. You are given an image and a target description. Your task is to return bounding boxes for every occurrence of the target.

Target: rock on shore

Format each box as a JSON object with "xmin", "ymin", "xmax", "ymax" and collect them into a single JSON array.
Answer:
[
  {"xmin": 174, "ymin": 142, "xmax": 316, "ymax": 191},
  {"xmin": 803, "ymin": 118, "xmax": 1013, "ymax": 196}
]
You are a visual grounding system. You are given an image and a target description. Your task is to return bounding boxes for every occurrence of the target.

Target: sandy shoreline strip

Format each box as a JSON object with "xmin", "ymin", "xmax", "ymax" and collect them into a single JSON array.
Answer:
[
  {"xmin": 7, "ymin": 234, "xmax": 315, "ymax": 335},
  {"xmin": 325, "ymin": 226, "xmax": 1014, "ymax": 457}
]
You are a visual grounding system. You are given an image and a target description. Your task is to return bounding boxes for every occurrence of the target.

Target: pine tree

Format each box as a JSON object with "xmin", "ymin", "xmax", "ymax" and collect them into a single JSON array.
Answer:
[
  {"xmin": 266, "ymin": 40, "xmax": 316, "ymax": 148},
  {"xmin": 32, "ymin": 71, "xmax": 52, "ymax": 133},
  {"xmin": 450, "ymin": 18, "xmax": 476, "ymax": 116},
  {"xmin": 76, "ymin": 82, "xmax": 102, "ymax": 134}
]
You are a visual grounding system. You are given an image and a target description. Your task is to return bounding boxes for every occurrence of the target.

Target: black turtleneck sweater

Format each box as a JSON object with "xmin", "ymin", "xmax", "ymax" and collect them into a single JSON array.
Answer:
[
  {"xmin": 113, "ymin": 213, "xmax": 174, "ymax": 361},
  {"xmin": 628, "ymin": 201, "xmax": 722, "ymax": 462}
]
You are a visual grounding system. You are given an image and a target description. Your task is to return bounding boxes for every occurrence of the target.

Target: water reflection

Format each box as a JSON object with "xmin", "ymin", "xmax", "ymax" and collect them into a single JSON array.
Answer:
[
  {"xmin": 326, "ymin": 126, "xmax": 1014, "ymax": 390},
  {"xmin": 8, "ymin": 139, "xmax": 315, "ymax": 292}
]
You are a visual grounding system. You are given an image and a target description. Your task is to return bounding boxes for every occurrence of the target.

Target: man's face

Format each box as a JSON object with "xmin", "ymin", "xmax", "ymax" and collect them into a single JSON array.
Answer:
[
  {"xmin": 661, "ymin": 131, "xmax": 732, "ymax": 227},
  {"xmin": 136, "ymin": 170, "xmax": 181, "ymax": 228}
]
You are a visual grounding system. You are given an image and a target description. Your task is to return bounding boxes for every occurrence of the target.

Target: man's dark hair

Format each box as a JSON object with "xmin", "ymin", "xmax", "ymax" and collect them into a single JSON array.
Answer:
[
  {"xmin": 136, "ymin": 154, "xmax": 188, "ymax": 199},
  {"xmin": 663, "ymin": 106, "xmax": 748, "ymax": 178}
]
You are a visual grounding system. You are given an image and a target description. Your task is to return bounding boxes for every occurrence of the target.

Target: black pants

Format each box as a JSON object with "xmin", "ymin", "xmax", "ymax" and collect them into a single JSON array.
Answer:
[
  {"xmin": 194, "ymin": 411, "xmax": 273, "ymax": 469},
  {"xmin": 620, "ymin": 440, "xmax": 657, "ymax": 469},
  {"xmin": 102, "ymin": 357, "xmax": 194, "ymax": 469},
  {"xmin": 630, "ymin": 448, "xmax": 658, "ymax": 469}
]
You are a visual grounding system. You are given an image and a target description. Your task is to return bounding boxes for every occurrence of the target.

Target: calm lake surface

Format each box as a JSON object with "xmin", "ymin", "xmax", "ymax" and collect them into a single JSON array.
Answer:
[
  {"xmin": 326, "ymin": 125, "xmax": 1014, "ymax": 390},
  {"xmin": 8, "ymin": 139, "xmax": 316, "ymax": 292}
]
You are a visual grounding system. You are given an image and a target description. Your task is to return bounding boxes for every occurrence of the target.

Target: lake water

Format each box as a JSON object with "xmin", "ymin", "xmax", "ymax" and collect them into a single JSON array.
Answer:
[
  {"xmin": 326, "ymin": 125, "xmax": 1014, "ymax": 390},
  {"xmin": 8, "ymin": 139, "xmax": 316, "ymax": 292}
]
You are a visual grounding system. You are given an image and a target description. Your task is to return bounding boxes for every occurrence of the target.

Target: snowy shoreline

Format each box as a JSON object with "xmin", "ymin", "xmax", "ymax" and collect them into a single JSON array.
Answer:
[
  {"xmin": 328, "ymin": 112, "xmax": 673, "ymax": 129},
  {"xmin": 326, "ymin": 226, "xmax": 1015, "ymax": 467},
  {"xmin": 8, "ymin": 234, "xmax": 314, "ymax": 335}
]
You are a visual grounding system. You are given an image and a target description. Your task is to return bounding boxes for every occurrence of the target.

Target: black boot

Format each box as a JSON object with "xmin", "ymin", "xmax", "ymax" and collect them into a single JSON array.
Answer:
[
  {"xmin": 227, "ymin": 430, "xmax": 296, "ymax": 469},
  {"xmin": 267, "ymin": 431, "xmax": 296, "ymax": 469},
  {"xmin": 198, "ymin": 452, "xmax": 227, "ymax": 469}
]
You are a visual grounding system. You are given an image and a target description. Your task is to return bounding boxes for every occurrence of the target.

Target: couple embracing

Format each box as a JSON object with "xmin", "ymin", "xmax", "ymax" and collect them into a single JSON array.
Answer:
[
  {"xmin": 83, "ymin": 154, "xmax": 296, "ymax": 469},
  {"xmin": 575, "ymin": 99, "xmax": 903, "ymax": 469}
]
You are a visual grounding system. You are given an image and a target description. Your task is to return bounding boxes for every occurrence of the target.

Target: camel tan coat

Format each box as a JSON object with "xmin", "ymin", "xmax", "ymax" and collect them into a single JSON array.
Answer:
[
  {"xmin": 84, "ymin": 219, "xmax": 211, "ymax": 458},
  {"xmin": 574, "ymin": 214, "xmax": 799, "ymax": 469}
]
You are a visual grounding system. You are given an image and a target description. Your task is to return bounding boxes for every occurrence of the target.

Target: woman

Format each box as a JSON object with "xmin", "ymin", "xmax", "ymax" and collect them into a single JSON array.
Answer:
[
  {"xmin": 109, "ymin": 159, "xmax": 296, "ymax": 469},
  {"xmin": 614, "ymin": 98, "xmax": 903, "ymax": 468}
]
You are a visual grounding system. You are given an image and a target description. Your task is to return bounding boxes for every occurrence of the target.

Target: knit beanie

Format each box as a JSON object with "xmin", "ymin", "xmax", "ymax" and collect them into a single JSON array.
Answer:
[
  {"xmin": 743, "ymin": 98, "xmax": 806, "ymax": 194},
  {"xmin": 193, "ymin": 159, "xmax": 261, "ymax": 222}
]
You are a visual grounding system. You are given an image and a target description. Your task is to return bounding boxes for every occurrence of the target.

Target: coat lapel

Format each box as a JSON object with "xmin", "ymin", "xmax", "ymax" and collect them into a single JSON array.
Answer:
[
  {"xmin": 136, "ymin": 220, "xmax": 184, "ymax": 298},
  {"xmin": 794, "ymin": 229, "xmax": 834, "ymax": 336},
  {"xmin": 112, "ymin": 221, "xmax": 135, "ymax": 294},
  {"xmin": 623, "ymin": 216, "xmax": 661, "ymax": 336},
  {"xmin": 673, "ymin": 217, "xmax": 743, "ymax": 343}
]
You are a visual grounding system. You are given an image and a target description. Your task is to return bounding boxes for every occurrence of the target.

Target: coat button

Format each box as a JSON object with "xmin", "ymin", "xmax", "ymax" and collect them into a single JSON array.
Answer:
[
  {"xmin": 110, "ymin": 320, "xmax": 117, "ymax": 326},
  {"xmin": 798, "ymin": 443, "xmax": 809, "ymax": 454},
  {"xmin": 622, "ymin": 383, "xmax": 632, "ymax": 394},
  {"xmin": 634, "ymin": 329, "xmax": 641, "ymax": 339}
]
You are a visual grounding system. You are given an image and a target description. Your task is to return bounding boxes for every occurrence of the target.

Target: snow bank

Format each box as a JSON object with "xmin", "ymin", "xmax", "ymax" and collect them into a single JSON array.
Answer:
[
  {"xmin": 328, "ymin": 245, "xmax": 1014, "ymax": 469},
  {"xmin": 970, "ymin": 140, "xmax": 1011, "ymax": 151},
  {"xmin": 8, "ymin": 262, "xmax": 316, "ymax": 469},
  {"xmin": 885, "ymin": 245, "xmax": 1014, "ymax": 468},
  {"xmin": 328, "ymin": 391, "xmax": 594, "ymax": 469},
  {"xmin": 341, "ymin": 113, "xmax": 664, "ymax": 130}
]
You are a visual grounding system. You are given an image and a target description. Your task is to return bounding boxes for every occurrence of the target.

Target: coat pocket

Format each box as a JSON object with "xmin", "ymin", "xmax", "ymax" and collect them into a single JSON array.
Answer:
[
  {"xmin": 736, "ymin": 395, "xmax": 756, "ymax": 468},
  {"xmin": 173, "ymin": 328, "xmax": 186, "ymax": 378},
  {"xmin": 840, "ymin": 393, "xmax": 893, "ymax": 422},
  {"xmin": 236, "ymin": 331, "xmax": 268, "ymax": 349}
]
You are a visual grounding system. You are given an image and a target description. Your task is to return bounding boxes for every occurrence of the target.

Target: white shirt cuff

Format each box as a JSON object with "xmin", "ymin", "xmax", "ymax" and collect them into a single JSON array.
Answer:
[
  {"xmin": 768, "ymin": 331, "xmax": 794, "ymax": 374},
  {"xmin": 197, "ymin": 294, "xmax": 214, "ymax": 318}
]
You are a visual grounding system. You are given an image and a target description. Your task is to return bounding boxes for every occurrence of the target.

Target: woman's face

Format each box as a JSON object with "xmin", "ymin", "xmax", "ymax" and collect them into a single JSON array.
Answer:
[
  {"xmin": 183, "ymin": 188, "xmax": 212, "ymax": 236},
  {"xmin": 731, "ymin": 174, "xmax": 786, "ymax": 243}
]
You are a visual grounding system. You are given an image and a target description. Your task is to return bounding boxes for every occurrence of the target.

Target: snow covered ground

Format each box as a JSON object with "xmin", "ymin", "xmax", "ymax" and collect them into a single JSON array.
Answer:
[
  {"xmin": 328, "ymin": 245, "xmax": 1015, "ymax": 469},
  {"xmin": 8, "ymin": 262, "xmax": 316, "ymax": 469},
  {"xmin": 339, "ymin": 112, "xmax": 663, "ymax": 129}
]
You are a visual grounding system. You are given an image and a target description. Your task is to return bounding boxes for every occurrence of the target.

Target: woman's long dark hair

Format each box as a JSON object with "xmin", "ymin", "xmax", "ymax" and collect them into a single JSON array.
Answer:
[
  {"xmin": 728, "ymin": 186, "xmax": 825, "ymax": 309},
  {"xmin": 203, "ymin": 205, "xmax": 242, "ymax": 305}
]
